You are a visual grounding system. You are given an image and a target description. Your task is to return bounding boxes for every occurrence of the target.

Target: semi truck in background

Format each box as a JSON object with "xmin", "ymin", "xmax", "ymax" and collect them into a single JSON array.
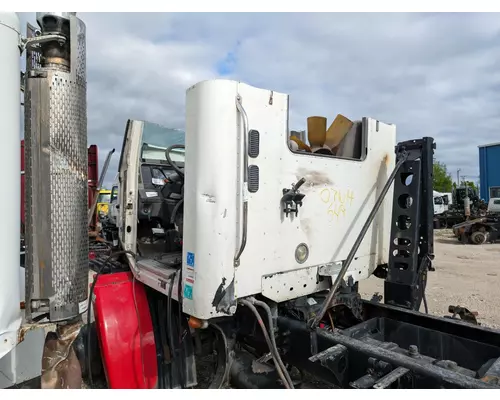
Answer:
[
  {"xmin": 2, "ymin": 11, "xmax": 500, "ymax": 390},
  {"xmin": 434, "ymin": 187, "xmax": 488, "ymax": 228},
  {"xmin": 433, "ymin": 191, "xmax": 448, "ymax": 216}
]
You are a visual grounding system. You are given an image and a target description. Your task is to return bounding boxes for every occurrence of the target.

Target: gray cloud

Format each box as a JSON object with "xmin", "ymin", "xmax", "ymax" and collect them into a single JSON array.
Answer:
[{"xmin": 18, "ymin": 12, "xmax": 500, "ymax": 187}]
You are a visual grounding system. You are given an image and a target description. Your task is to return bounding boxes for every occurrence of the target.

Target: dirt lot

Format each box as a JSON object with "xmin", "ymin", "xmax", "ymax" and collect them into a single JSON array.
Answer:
[{"xmin": 360, "ymin": 229, "xmax": 500, "ymax": 329}]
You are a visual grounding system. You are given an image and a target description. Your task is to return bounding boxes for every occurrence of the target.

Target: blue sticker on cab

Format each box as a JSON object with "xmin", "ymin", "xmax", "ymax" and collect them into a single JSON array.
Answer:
[{"xmin": 187, "ymin": 252, "xmax": 195, "ymax": 268}]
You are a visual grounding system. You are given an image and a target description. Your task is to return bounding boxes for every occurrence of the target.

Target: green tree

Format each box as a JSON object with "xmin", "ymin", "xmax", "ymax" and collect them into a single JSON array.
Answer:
[
  {"xmin": 460, "ymin": 180, "xmax": 478, "ymax": 193},
  {"xmin": 433, "ymin": 160, "xmax": 453, "ymax": 192}
]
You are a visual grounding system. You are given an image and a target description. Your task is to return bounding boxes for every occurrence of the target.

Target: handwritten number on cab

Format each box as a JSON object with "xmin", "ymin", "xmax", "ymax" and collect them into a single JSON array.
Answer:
[{"xmin": 320, "ymin": 188, "xmax": 355, "ymax": 222}]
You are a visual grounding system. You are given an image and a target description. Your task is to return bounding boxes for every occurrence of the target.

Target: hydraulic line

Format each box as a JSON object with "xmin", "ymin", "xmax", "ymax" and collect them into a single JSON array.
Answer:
[
  {"xmin": 422, "ymin": 269, "xmax": 429, "ymax": 314},
  {"xmin": 249, "ymin": 298, "xmax": 294, "ymax": 388},
  {"xmin": 176, "ymin": 268, "xmax": 186, "ymax": 388},
  {"xmin": 239, "ymin": 299, "xmax": 293, "ymax": 389},
  {"xmin": 167, "ymin": 272, "xmax": 182, "ymax": 387},
  {"xmin": 208, "ymin": 323, "xmax": 231, "ymax": 389}
]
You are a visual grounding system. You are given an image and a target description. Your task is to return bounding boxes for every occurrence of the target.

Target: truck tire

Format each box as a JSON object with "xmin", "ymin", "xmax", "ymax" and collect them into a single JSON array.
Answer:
[{"xmin": 470, "ymin": 231, "xmax": 487, "ymax": 245}]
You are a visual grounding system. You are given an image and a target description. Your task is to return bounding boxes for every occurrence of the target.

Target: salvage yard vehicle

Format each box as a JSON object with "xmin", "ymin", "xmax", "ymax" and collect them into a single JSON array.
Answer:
[
  {"xmin": 435, "ymin": 187, "xmax": 487, "ymax": 229},
  {"xmin": 2, "ymin": 11, "xmax": 500, "ymax": 390},
  {"xmin": 453, "ymin": 216, "xmax": 500, "ymax": 245}
]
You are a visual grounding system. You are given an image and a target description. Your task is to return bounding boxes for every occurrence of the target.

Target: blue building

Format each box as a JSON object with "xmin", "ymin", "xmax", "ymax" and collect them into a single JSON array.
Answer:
[{"xmin": 479, "ymin": 142, "xmax": 500, "ymax": 201}]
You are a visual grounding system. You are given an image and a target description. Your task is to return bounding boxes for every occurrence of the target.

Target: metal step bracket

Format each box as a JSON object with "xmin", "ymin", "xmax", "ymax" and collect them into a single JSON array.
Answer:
[
  {"xmin": 309, "ymin": 344, "xmax": 347, "ymax": 365},
  {"xmin": 373, "ymin": 366, "xmax": 410, "ymax": 389}
]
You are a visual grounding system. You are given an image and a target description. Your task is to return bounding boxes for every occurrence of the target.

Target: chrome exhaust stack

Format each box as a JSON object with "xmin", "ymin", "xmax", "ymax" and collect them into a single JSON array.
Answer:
[{"xmin": 24, "ymin": 12, "xmax": 88, "ymax": 323}]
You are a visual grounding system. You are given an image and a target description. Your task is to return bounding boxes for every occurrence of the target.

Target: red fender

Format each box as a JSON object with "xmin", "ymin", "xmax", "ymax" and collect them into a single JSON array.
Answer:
[{"xmin": 93, "ymin": 271, "xmax": 158, "ymax": 388}]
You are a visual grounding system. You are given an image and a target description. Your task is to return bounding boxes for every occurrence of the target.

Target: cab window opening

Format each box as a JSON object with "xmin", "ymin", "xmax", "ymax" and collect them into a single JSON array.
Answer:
[{"xmin": 287, "ymin": 114, "xmax": 367, "ymax": 161}]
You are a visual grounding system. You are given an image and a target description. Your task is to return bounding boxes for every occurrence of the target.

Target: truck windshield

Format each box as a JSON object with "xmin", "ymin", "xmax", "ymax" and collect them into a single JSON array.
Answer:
[
  {"xmin": 434, "ymin": 196, "xmax": 443, "ymax": 205},
  {"xmin": 141, "ymin": 121, "xmax": 185, "ymax": 163},
  {"xmin": 98, "ymin": 193, "xmax": 111, "ymax": 203}
]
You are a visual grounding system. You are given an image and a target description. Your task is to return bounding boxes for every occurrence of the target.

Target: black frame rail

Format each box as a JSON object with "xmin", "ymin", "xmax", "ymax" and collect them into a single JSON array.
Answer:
[{"xmin": 278, "ymin": 301, "xmax": 500, "ymax": 389}]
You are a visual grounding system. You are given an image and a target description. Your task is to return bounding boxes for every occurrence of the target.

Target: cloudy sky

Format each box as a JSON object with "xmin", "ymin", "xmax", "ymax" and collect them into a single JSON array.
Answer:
[{"xmin": 19, "ymin": 12, "xmax": 500, "ymax": 187}]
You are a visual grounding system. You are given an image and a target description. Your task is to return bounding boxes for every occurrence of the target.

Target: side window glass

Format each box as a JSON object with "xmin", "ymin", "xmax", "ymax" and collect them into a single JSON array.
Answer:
[
  {"xmin": 490, "ymin": 187, "xmax": 500, "ymax": 198},
  {"xmin": 111, "ymin": 186, "xmax": 118, "ymax": 202}
]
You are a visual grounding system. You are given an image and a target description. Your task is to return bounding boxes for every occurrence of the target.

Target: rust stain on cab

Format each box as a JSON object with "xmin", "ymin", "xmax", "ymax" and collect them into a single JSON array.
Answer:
[{"xmin": 383, "ymin": 154, "xmax": 391, "ymax": 167}]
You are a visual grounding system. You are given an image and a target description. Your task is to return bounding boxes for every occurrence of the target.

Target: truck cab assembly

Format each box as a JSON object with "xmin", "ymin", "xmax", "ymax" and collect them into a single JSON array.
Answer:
[{"xmin": 2, "ymin": 12, "xmax": 500, "ymax": 389}]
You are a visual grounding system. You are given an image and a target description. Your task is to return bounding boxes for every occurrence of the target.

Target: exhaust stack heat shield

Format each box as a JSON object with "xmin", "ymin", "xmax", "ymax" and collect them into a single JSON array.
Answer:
[{"xmin": 24, "ymin": 13, "xmax": 88, "ymax": 322}]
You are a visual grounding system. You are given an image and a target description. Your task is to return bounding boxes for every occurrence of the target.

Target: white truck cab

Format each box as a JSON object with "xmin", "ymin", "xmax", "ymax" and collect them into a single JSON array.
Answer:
[
  {"xmin": 117, "ymin": 79, "xmax": 396, "ymax": 320},
  {"xmin": 433, "ymin": 191, "xmax": 447, "ymax": 215},
  {"xmin": 488, "ymin": 198, "xmax": 500, "ymax": 214}
]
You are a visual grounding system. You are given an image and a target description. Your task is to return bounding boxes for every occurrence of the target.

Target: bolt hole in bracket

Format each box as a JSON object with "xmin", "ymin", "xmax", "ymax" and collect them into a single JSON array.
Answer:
[{"xmin": 281, "ymin": 177, "xmax": 306, "ymax": 217}]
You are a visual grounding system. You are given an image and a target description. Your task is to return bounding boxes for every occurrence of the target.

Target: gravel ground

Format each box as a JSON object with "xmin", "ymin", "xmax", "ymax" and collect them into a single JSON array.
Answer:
[{"xmin": 360, "ymin": 229, "xmax": 500, "ymax": 329}]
